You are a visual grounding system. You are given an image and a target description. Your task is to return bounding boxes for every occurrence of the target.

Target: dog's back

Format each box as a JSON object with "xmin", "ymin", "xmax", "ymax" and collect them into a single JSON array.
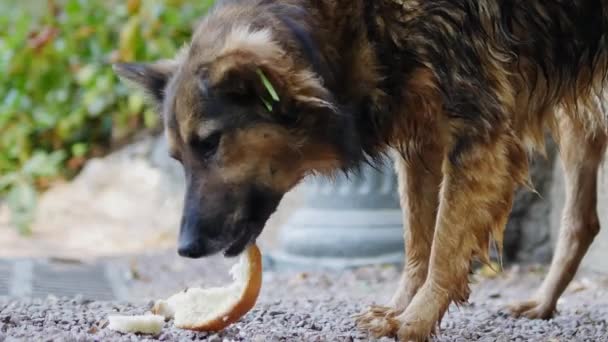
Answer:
[
  {"xmin": 368, "ymin": 0, "xmax": 608, "ymax": 151},
  {"xmin": 499, "ymin": 0, "xmax": 608, "ymax": 142}
]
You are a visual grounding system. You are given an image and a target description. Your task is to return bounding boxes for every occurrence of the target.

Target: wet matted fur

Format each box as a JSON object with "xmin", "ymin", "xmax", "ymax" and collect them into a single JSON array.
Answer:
[{"xmin": 115, "ymin": 0, "xmax": 608, "ymax": 340}]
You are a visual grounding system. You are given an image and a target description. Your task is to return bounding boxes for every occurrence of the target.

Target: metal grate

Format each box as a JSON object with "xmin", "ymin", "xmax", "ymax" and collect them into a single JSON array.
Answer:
[
  {"xmin": 0, "ymin": 261, "xmax": 11, "ymax": 296},
  {"xmin": 31, "ymin": 261, "xmax": 115, "ymax": 300}
]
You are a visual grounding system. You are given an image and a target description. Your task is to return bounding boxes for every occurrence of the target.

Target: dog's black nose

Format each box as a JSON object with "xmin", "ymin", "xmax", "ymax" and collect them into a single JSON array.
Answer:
[
  {"xmin": 177, "ymin": 241, "xmax": 207, "ymax": 258},
  {"xmin": 178, "ymin": 204, "xmax": 218, "ymax": 258}
]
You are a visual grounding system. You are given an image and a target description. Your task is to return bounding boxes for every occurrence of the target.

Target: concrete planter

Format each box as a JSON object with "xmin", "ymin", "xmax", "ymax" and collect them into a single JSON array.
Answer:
[{"xmin": 270, "ymin": 162, "xmax": 404, "ymax": 269}]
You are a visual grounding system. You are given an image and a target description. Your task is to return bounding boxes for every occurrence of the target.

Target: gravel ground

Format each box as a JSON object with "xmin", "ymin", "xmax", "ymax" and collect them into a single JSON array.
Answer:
[{"xmin": 1, "ymin": 252, "xmax": 607, "ymax": 341}]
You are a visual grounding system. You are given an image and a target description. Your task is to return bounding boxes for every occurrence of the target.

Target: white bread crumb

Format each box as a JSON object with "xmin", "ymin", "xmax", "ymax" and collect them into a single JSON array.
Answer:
[{"xmin": 107, "ymin": 314, "xmax": 164, "ymax": 335}]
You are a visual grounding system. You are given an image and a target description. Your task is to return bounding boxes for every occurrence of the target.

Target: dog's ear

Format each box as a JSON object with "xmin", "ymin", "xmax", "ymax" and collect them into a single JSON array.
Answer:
[
  {"xmin": 211, "ymin": 63, "xmax": 285, "ymax": 113},
  {"xmin": 210, "ymin": 55, "xmax": 336, "ymax": 121},
  {"xmin": 113, "ymin": 60, "xmax": 177, "ymax": 104},
  {"xmin": 205, "ymin": 25, "xmax": 336, "ymax": 120}
]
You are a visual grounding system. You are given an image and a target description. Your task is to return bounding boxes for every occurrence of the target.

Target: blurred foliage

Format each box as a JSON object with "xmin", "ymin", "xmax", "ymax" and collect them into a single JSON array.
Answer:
[{"xmin": 0, "ymin": 0, "xmax": 214, "ymax": 233}]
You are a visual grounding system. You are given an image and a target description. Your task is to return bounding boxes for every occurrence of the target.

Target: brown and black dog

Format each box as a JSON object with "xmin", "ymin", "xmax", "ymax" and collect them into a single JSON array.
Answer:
[{"xmin": 115, "ymin": 0, "xmax": 608, "ymax": 340}]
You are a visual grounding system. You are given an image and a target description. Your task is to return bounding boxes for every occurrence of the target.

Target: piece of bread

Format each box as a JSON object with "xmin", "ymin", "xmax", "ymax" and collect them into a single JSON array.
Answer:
[
  {"xmin": 153, "ymin": 244, "xmax": 262, "ymax": 332},
  {"xmin": 107, "ymin": 314, "xmax": 165, "ymax": 335}
]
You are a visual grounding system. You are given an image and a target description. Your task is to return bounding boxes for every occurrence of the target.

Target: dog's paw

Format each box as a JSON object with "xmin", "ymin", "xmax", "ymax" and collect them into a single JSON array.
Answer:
[
  {"xmin": 354, "ymin": 305, "xmax": 400, "ymax": 338},
  {"xmin": 395, "ymin": 312, "xmax": 435, "ymax": 342},
  {"xmin": 508, "ymin": 299, "xmax": 555, "ymax": 320}
]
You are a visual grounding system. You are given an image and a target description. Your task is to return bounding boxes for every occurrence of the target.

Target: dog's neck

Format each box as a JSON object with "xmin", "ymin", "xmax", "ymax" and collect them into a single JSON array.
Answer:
[
  {"xmin": 284, "ymin": 0, "xmax": 414, "ymax": 164},
  {"xmin": 303, "ymin": 0, "xmax": 416, "ymax": 98}
]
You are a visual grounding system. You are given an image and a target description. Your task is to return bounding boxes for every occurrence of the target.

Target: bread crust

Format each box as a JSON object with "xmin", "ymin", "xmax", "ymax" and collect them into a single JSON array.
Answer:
[{"xmin": 153, "ymin": 244, "xmax": 263, "ymax": 332}]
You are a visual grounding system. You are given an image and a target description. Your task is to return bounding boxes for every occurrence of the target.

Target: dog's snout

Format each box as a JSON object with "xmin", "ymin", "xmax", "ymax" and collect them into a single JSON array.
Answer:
[
  {"xmin": 177, "ymin": 220, "xmax": 208, "ymax": 258},
  {"xmin": 178, "ymin": 201, "xmax": 226, "ymax": 258},
  {"xmin": 178, "ymin": 222, "xmax": 221, "ymax": 258},
  {"xmin": 177, "ymin": 240, "xmax": 208, "ymax": 258}
]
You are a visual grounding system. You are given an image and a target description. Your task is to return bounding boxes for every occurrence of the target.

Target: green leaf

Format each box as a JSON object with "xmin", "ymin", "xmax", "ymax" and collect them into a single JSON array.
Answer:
[
  {"xmin": 0, "ymin": 173, "xmax": 18, "ymax": 191},
  {"xmin": 260, "ymin": 97, "xmax": 273, "ymax": 112},
  {"xmin": 76, "ymin": 64, "xmax": 98, "ymax": 85},
  {"xmin": 22, "ymin": 151, "xmax": 66, "ymax": 177},
  {"xmin": 256, "ymin": 68, "xmax": 280, "ymax": 102},
  {"xmin": 6, "ymin": 180, "xmax": 37, "ymax": 235},
  {"xmin": 143, "ymin": 108, "xmax": 159, "ymax": 128},
  {"xmin": 128, "ymin": 93, "xmax": 145, "ymax": 113},
  {"xmin": 71, "ymin": 143, "xmax": 88, "ymax": 157}
]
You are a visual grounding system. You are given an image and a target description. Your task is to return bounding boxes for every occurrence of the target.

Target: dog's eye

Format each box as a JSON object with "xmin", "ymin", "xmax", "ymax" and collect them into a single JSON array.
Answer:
[{"xmin": 190, "ymin": 132, "xmax": 222, "ymax": 160}]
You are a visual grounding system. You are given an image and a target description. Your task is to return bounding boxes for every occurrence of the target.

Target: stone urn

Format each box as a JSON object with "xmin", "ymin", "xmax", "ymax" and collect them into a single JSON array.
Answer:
[{"xmin": 270, "ymin": 161, "xmax": 404, "ymax": 269}]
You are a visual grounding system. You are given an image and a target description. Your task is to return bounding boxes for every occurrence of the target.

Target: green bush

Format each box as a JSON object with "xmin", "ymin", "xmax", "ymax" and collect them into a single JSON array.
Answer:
[{"xmin": 0, "ymin": 0, "xmax": 214, "ymax": 233}]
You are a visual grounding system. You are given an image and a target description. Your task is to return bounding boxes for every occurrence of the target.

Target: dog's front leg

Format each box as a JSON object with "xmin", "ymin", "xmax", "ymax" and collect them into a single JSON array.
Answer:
[
  {"xmin": 395, "ymin": 134, "xmax": 526, "ymax": 341},
  {"xmin": 356, "ymin": 147, "xmax": 443, "ymax": 337}
]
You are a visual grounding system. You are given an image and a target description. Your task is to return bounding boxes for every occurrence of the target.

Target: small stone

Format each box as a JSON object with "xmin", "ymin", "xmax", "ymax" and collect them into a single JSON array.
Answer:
[
  {"xmin": 9, "ymin": 316, "xmax": 21, "ymax": 326},
  {"xmin": 98, "ymin": 319, "xmax": 109, "ymax": 329},
  {"xmin": 207, "ymin": 334, "xmax": 221, "ymax": 342}
]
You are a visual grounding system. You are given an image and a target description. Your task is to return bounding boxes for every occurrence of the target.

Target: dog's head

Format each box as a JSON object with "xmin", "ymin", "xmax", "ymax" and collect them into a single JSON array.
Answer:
[{"xmin": 115, "ymin": 16, "xmax": 360, "ymax": 257}]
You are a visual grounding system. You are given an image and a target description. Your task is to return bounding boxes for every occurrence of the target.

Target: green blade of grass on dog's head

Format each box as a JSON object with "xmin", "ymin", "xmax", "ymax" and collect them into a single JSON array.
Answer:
[
  {"xmin": 256, "ymin": 68, "xmax": 280, "ymax": 102},
  {"xmin": 260, "ymin": 97, "xmax": 273, "ymax": 112}
]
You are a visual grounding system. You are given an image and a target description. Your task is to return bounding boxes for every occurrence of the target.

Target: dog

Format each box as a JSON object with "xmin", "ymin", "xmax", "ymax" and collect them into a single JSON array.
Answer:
[{"xmin": 114, "ymin": 0, "xmax": 608, "ymax": 340}]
